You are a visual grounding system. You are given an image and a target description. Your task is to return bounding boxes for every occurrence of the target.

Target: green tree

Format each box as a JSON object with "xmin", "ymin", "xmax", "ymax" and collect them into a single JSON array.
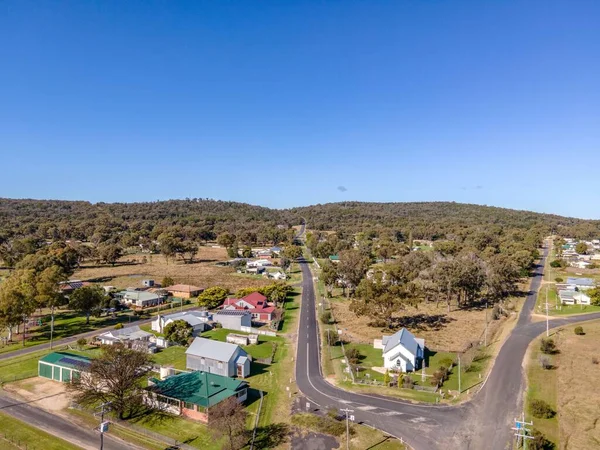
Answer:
[
  {"xmin": 97, "ymin": 243, "xmax": 123, "ymax": 266},
  {"xmin": 337, "ymin": 250, "xmax": 371, "ymax": 297},
  {"xmin": 35, "ymin": 265, "xmax": 68, "ymax": 348},
  {"xmin": 383, "ymin": 370, "xmax": 390, "ymax": 385},
  {"xmin": 161, "ymin": 276, "xmax": 175, "ymax": 288},
  {"xmin": 575, "ymin": 242, "xmax": 588, "ymax": 254},
  {"xmin": 320, "ymin": 261, "xmax": 338, "ymax": 298},
  {"xmin": 69, "ymin": 285, "xmax": 106, "ymax": 324},
  {"xmin": 0, "ymin": 269, "xmax": 38, "ymax": 341},
  {"xmin": 164, "ymin": 319, "xmax": 193, "ymax": 345},
  {"xmin": 208, "ymin": 397, "xmax": 248, "ymax": 450},
  {"xmin": 68, "ymin": 344, "xmax": 153, "ymax": 419},
  {"xmin": 217, "ymin": 232, "xmax": 236, "ymax": 250},
  {"xmin": 281, "ymin": 245, "xmax": 303, "ymax": 260},
  {"xmin": 197, "ymin": 286, "xmax": 229, "ymax": 308},
  {"xmin": 241, "ymin": 246, "xmax": 253, "ymax": 258}
]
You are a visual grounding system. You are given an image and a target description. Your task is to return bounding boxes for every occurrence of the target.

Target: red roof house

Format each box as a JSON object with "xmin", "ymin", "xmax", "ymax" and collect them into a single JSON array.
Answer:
[{"xmin": 222, "ymin": 292, "xmax": 275, "ymax": 322}]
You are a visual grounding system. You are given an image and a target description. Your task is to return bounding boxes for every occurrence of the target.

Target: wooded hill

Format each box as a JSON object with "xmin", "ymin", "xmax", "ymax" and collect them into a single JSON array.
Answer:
[{"xmin": 1, "ymin": 198, "xmax": 599, "ymax": 244}]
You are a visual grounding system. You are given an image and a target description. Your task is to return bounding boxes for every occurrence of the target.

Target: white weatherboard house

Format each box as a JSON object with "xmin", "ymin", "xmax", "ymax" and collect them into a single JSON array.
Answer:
[
  {"xmin": 152, "ymin": 311, "xmax": 212, "ymax": 336},
  {"xmin": 374, "ymin": 328, "xmax": 425, "ymax": 372},
  {"xmin": 558, "ymin": 290, "xmax": 591, "ymax": 306}
]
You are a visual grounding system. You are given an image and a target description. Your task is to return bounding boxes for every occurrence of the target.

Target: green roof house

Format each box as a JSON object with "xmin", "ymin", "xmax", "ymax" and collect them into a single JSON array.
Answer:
[
  {"xmin": 38, "ymin": 352, "xmax": 91, "ymax": 382},
  {"xmin": 146, "ymin": 370, "xmax": 248, "ymax": 422}
]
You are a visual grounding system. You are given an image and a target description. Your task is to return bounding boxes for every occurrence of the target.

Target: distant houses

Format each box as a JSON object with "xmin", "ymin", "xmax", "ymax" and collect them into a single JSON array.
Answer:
[
  {"xmin": 164, "ymin": 284, "xmax": 204, "ymax": 299},
  {"xmin": 565, "ymin": 277, "xmax": 595, "ymax": 291},
  {"xmin": 558, "ymin": 289, "xmax": 591, "ymax": 306},
  {"xmin": 117, "ymin": 290, "xmax": 164, "ymax": 308},
  {"xmin": 185, "ymin": 337, "xmax": 251, "ymax": 378},
  {"xmin": 373, "ymin": 328, "xmax": 425, "ymax": 372}
]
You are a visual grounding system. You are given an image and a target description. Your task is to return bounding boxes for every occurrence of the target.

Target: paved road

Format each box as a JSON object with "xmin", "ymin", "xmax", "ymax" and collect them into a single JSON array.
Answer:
[
  {"xmin": 295, "ymin": 247, "xmax": 600, "ymax": 450},
  {"xmin": 0, "ymin": 392, "xmax": 137, "ymax": 450},
  {"xmin": 0, "ymin": 306, "xmax": 202, "ymax": 361}
]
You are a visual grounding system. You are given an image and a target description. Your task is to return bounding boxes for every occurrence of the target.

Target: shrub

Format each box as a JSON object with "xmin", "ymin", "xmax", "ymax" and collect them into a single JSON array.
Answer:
[
  {"xmin": 540, "ymin": 338, "xmax": 557, "ymax": 355},
  {"xmin": 529, "ymin": 429, "xmax": 554, "ymax": 450},
  {"xmin": 326, "ymin": 408, "xmax": 339, "ymax": 420},
  {"xmin": 530, "ymin": 399, "xmax": 555, "ymax": 419},
  {"xmin": 554, "ymin": 277, "xmax": 563, "ymax": 283},
  {"xmin": 76, "ymin": 337, "xmax": 88, "ymax": 348},
  {"xmin": 592, "ymin": 357, "xmax": 599, "ymax": 365},
  {"xmin": 574, "ymin": 326, "xmax": 584, "ymax": 335},
  {"xmin": 538, "ymin": 355, "xmax": 552, "ymax": 370},
  {"xmin": 491, "ymin": 304, "xmax": 501, "ymax": 320},
  {"xmin": 402, "ymin": 376, "xmax": 414, "ymax": 389},
  {"xmin": 431, "ymin": 366, "xmax": 449, "ymax": 387},
  {"xmin": 439, "ymin": 357, "xmax": 454, "ymax": 369},
  {"xmin": 161, "ymin": 276, "xmax": 175, "ymax": 288},
  {"xmin": 320, "ymin": 311, "xmax": 332, "ymax": 324},
  {"xmin": 114, "ymin": 323, "xmax": 124, "ymax": 330},
  {"xmin": 549, "ymin": 260, "xmax": 562, "ymax": 268},
  {"xmin": 346, "ymin": 348, "xmax": 361, "ymax": 365},
  {"xmin": 383, "ymin": 370, "xmax": 390, "ymax": 385}
]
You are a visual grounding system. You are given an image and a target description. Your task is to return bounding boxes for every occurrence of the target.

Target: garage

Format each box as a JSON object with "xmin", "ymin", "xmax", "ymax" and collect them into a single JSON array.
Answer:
[{"xmin": 38, "ymin": 352, "xmax": 91, "ymax": 383}]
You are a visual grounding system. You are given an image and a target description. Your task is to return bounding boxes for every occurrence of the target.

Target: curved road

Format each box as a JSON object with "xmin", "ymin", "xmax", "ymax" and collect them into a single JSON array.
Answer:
[{"xmin": 295, "ymin": 246, "xmax": 600, "ymax": 449}]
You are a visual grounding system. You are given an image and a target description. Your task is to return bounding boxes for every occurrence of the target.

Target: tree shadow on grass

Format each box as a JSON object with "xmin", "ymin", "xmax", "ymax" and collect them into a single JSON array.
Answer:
[
  {"xmin": 252, "ymin": 423, "xmax": 289, "ymax": 449},
  {"xmin": 373, "ymin": 314, "xmax": 455, "ymax": 332}
]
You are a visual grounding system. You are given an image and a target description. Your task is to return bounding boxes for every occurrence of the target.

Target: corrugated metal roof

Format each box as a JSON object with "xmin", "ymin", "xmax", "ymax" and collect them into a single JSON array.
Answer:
[
  {"xmin": 149, "ymin": 370, "xmax": 246, "ymax": 407},
  {"xmin": 186, "ymin": 337, "xmax": 247, "ymax": 362},
  {"xmin": 39, "ymin": 352, "xmax": 91, "ymax": 370},
  {"xmin": 567, "ymin": 277, "xmax": 595, "ymax": 286},
  {"xmin": 382, "ymin": 328, "xmax": 422, "ymax": 357}
]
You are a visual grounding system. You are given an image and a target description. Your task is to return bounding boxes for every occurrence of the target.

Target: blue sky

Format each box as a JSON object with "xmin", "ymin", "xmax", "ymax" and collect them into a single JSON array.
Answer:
[{"xmin": 1, "ymin": 1, "xmax": 599, "ymax": 218}]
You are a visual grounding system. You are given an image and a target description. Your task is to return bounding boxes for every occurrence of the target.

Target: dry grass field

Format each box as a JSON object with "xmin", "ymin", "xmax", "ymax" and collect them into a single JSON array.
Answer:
[
  {"xmin": 555, "ymin": 321, "xmax": 600, "ymax": 449},
  {"xmin": 73, "ymin": 246, "xmax": 270, "ymax": 292},
  {"xmin": 329, "ymin": 296, "xmax": 518, "ymax": 352}
]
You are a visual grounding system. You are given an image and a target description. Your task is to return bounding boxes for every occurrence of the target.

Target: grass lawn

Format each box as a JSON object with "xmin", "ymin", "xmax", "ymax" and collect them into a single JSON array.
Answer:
[
  {"xmin": 0, "ymin": 411, "xmax": 81, "ymax": 450},
  {"xmin": 151, "ymin": 345, "xmax": 188, "ymax": 370},
  {"xmin": 279, "ymin": 287, "xmax": 301, "ymax": 334},
  {"xmin": 526, "ymin": 336, "xmax": 559, "ymax": 446},
  {"xmin": 0, "ymin": 345, "xmax": 100, "ymax": 383}
]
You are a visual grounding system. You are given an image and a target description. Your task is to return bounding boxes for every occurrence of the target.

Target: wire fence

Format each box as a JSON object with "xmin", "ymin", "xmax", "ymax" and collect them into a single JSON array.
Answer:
[
  {"xmin": 248, "ymin": 390, "xmax": 264, "ymax": 450},
  {"xmin": 0, "ymin": 432, "xmax": 44, "ymax": 450}
]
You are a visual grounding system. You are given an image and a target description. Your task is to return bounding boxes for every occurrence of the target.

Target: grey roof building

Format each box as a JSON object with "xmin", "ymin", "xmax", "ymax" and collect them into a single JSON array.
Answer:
[
  {"xmin": 186, "ymin": 337, "xmax": 251, "ymax": 378},
  {"xmin": 98, "ymin": 325, "xmax": 153, "ymax": 345},
  {"xmin": 213, "ymin": 310, "xmax": 252, "ymax": 331},
  {"xmin": 375, "ymin": 328, "xmax": 425, "ymax": 372},
  {"xmin": 153, "ymin": 311, "xmax": 212, "ymax": 335}
]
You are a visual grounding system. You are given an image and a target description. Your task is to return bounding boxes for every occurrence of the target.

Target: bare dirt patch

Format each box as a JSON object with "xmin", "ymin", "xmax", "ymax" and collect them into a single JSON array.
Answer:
[
  {"xmin": 74, "ymin": 246, "xmax": 270, "ymax": 292},
  {"xmin": 4, "ymin": 377, "xmax": 71, "ymax": 412},
  {"xmin": 555, "ymin": 321, "xmax": 600, "ymax": 449}
]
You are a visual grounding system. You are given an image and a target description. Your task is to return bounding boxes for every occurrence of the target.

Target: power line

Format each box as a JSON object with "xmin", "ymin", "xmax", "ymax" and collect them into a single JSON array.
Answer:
[{"xmin": 512, "ymin": 412, "xmax": 533, "ymax": 449}]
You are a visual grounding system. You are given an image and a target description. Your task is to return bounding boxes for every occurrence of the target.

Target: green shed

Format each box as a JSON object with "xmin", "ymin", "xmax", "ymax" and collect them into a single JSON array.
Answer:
[{"xmin": 38, "ymin": 352, "xmax": 91, "ymax": 382}]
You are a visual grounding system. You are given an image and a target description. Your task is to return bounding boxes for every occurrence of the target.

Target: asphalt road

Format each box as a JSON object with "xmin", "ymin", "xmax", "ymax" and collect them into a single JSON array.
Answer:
[
  {"xmin": 295, "ymin": 247, "xmax": 600, "ymax": 450},
  {"xmin": 0, "ymin": 392, "xmax": 137, "ymax": 450}
]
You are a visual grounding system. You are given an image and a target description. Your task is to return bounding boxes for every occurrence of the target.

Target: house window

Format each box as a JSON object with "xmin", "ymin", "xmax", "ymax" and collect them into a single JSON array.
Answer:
[
  {"xmin": 183, "ymin": 402, "xmax": 195, "ymax": 410},
  {"xmin": 217, "ymin": 362, "xmax": 223, "ymax": 369}
]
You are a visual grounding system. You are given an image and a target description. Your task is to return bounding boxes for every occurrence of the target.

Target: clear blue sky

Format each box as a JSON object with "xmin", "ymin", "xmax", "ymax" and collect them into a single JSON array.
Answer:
[{"xmin": 1, "ymin": 1, "xmax": 599, "ymax": 218}]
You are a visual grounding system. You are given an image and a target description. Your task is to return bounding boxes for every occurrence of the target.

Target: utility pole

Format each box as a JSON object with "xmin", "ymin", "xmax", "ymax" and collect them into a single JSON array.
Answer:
[
  {"xmin": 512, "ymin": 411, "xmax": 533, "ymax": 449},
  {"xmin": 457, "ymin": 353, "xmax": 461, "ymax": 393},
  {"xmin": 97, "ymin": 401, "xmax": 112, "ymax": 450},
  {"xmin": 484, "ymin": 301, "xmax": 488, "ymax": 347},
  {"xmin": 544, "ymin": 288, "xmax": 550, "ymax": 337},
  {"xmin": 340, "ymin": 407, "xmax": 354, "ymax": 450}
]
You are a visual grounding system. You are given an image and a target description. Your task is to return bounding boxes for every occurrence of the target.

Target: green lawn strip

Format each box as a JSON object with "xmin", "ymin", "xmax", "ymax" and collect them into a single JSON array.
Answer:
[
  {"xmin": 0, "ymin": 411, "xmax": 81, "ymax": 450},
  {"xmin": 151, "ymin": 346, "xmax": 188, "ymax": 370},
  {"xmin": 279, "ymin": 287, "xmax": 301, "ymax": 334},
  {"xmin": 526, "ymin": 337, "xmax": 559, "ymax": 445}
]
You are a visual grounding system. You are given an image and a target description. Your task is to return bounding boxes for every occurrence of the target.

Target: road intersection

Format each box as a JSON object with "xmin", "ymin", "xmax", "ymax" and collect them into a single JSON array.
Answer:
[{"xmin": 295, "ymin": 246, "xmax": 600, "ymax": 449}]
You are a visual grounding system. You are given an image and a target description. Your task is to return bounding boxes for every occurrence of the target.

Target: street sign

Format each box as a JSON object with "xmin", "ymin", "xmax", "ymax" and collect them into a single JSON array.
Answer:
[
  {"xmin": 349, "ymin": 415, "xmax": 355, "ymax": 422},
  {"xmin": 305, "ymin": 402, "xmax": 310, "ymax": 410},
  {"xmin": 100, "ymin": 421, "xmax": 109, "ymax": 433}
]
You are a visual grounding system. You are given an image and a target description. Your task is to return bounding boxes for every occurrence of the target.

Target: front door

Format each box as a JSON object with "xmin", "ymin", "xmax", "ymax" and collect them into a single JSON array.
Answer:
[{"xmin": 237, "ymin": 364, "xmax": 243, "ymax": 377}]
